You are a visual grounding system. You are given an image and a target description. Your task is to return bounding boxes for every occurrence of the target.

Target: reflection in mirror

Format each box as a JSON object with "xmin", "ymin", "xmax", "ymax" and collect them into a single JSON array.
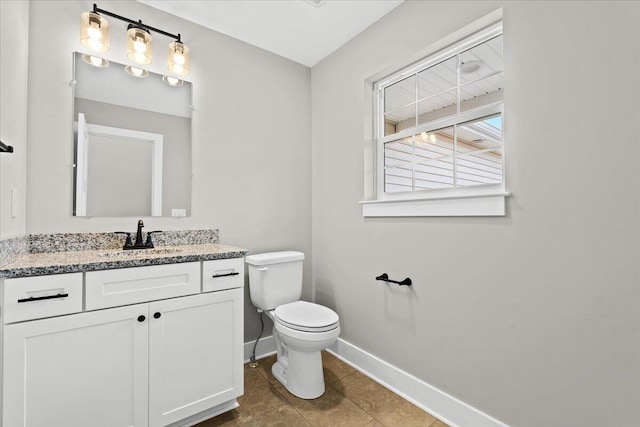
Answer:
[{"xmin": 72, "ymin": 52, "xmax": 192, "ymax": 217}]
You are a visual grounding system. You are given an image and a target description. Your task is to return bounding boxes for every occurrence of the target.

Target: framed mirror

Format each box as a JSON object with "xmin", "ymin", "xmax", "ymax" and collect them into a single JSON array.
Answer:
[{"xmin": 72, "ymin": 52, "xmax": 192, "ymax": 217}]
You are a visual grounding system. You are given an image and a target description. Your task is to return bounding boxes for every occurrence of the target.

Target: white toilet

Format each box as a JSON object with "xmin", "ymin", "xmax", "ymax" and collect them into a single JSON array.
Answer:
[{"xmin": 245, "ymin": 251, "xmax": 340, "ymax": 399}]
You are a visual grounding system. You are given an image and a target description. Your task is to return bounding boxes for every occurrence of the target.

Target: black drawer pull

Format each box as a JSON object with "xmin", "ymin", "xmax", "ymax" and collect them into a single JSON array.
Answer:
[
  {"xmin": 18, "ymin": 293, "xmax": 69, "ymax": 303},
  {"xmin": 212, "ymin": 272, "xmax": 239, "ymax": 278}
]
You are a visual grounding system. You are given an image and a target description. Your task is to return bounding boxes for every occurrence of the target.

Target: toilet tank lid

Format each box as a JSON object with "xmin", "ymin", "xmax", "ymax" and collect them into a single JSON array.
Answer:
[{"xmin": 245, "ymin": 251, "xmax": 305, "ymax": 266}]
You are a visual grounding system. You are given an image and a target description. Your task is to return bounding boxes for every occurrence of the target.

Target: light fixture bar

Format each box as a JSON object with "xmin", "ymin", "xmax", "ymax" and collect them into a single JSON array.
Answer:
[{"xmin": 91, "ymin": 3, "xmax": 182, "ymax": 42}]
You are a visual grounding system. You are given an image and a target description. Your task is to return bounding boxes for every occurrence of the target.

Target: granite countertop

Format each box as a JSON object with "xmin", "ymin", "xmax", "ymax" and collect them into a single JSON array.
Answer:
[{"xmin": 0, "ymin": 243, "xmax": 248, "ymax": 279}]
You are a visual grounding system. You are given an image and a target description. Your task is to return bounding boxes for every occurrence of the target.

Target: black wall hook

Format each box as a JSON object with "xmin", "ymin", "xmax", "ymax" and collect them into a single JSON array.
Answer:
[
  {"xmin": 376, "ymin": 273, "xmax": 412, "ymax": 286},
  {"xmin": 0, "ymin": 140, "xmax": 13, "ymax": 153}
]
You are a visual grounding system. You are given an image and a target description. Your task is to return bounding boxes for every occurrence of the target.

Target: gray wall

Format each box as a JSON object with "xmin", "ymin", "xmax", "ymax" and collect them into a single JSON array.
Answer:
[
  {"xmin": 311, "ymin": 2, "xmax": 640, "ymax": 427},
  {"xmin": 0, "ymin": 1, "xmax": 29, "ymax": 239},
  {"xmin": 25, "ymin": 0, "xmax": 311, "ymax": 341}
]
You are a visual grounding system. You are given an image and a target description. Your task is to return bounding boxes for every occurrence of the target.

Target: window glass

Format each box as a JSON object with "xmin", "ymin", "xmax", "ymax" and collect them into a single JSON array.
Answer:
[
  {"xmin": 384, "ymin": 136, "xmax": 415, "ymax": 193},
  {"xmin": 418, "ymin": 57, "xmax": 457, "ymax": 100},
  {"xmin": 460, "ymin": 73, "xmax": 503, "ymax": 112},
  {"xmin": 384, "ymin": 75, "xmax": 415, "ymax": 110},
  {"xmin": 384, "ymin": 104, "xmax": 416, "ymax": 136},
  {"xmin": 378, "ymin": 29, "xmax": 503, "ymax": 196},
  {"xmin": 418, "ymin": 89, "xmax": 457, "ymax": 125},
  {"xmin": 455, "ymin": 115, "xmax": 503, "ymax": 187},
  {"xmin": 415, "ymin": 127, "xmax": 455, "ymax": 190},
  {"xmin": 460, "ymin": 35, "xmax": 503, "ymax": 83}
]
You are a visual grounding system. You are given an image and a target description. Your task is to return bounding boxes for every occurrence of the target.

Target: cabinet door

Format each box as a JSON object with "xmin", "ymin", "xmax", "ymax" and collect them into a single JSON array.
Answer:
[
  {"xmin": 148, "ymin": 289, "xmax": 243, "ymax": 427},
  {"xmin": 3, "ymin": 304, "xmax": 150, "ymax": 427}
]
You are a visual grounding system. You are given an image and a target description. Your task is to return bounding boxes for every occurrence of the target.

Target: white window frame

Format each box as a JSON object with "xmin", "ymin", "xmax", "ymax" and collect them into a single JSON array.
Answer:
[{"xmin": 361, "ymin": 18, "xmax": 508, "ymax": 217}]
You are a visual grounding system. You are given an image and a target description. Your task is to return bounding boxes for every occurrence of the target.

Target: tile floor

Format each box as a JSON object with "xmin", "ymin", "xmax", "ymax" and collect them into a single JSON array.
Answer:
[{"xmin": 197, "ymin": 351, "xmax": 448, "ymax": 427}]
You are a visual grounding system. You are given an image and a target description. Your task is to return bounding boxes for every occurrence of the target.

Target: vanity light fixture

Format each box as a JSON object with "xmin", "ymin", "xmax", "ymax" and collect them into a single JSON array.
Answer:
[
  {"xmin": 82, "ymin": 54, "xmax": 109, "ymax": 68},
  {"xmin": 80, "ymin": 4, "xmax": 190, "ymax": 74},
  {"xmin": 162, "ymin": 75, "xmax": 184, "ymax": 87},
  {"xmin": 127, "ymin": 25, "xmax": 152, "ymax": 65},
  {"xmin": 125, "ymin": 65, "xmax": 149, "ymax": 78},
  {"xmin": 80, "ymin": 11, "xmax": 109, "ymax": 52},
  {"xmin": 167, "ymin": 41, "xmax": 190, "ymax": 75}
]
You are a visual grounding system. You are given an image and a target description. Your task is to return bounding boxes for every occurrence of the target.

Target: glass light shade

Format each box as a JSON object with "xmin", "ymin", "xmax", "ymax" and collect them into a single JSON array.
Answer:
[
  {"xmin": 162, "ymin": 75, "xmax": 184, "ymax": 87},
  {"xmin": 80, "ymin": 12, "xmax": 109, "ymax": 53},
  {"xmin": 127, "ymin": 27, "xmax": 152, "ymax": 65},
  {"xmin": 167, "ymin": 41, "xmax": 190, "ymax": 75},
  {"xmin": 82, "ymin": 54, "xmax": 109, "ymax": 68},
  {"xmin": 125, "ymin": 65, "xmax": 149, "ymax": 78}
]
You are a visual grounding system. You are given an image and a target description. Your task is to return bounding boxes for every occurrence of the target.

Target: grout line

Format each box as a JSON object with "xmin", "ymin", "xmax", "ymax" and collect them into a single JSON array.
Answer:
[{"xmin": 242, "ymin": 356, "xmax": 445, "ymax": 427}]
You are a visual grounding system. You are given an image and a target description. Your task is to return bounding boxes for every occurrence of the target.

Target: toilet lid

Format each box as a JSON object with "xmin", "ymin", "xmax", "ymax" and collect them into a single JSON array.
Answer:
[{"xmin": 275, "ymin": 301, "xmax": 339, "ymax": 333}]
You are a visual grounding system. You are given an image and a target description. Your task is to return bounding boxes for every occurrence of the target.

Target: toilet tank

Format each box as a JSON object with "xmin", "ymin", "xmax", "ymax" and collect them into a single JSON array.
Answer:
[{"xmin": 245, "ymin": 251, "xmax": 305, "ymax": 310}]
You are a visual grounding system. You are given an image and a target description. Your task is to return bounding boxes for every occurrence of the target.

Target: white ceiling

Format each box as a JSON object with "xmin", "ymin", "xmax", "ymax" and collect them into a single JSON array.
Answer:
[{"xmin": 137, "ymin": 0, "xmax": 404, "ymax": 67}]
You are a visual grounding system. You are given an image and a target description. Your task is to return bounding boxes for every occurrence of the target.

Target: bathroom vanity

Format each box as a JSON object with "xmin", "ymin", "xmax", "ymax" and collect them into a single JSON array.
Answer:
[{"xmin": 0, "ymin": 231, "xmax": 247, "ymax": 427}]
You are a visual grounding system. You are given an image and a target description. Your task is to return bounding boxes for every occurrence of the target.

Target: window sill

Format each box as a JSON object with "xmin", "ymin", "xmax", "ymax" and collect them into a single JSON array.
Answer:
[{"xmin": 360, "ymin": 192, "xmax": 509, "ymax": 217}]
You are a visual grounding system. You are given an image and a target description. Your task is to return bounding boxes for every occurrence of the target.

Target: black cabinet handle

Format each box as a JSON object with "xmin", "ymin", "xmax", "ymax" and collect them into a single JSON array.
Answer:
[
  {"xmin": 153, "ymin": 312, "xmax": 161, "ymax": 319},
  {"xmin": 18, "ymin": 293, "xmax": 69, "ymax": 303},
  {"xmin": 137, "ymin": 315, "xmax": 146, "ymax": 322},
  {"xmin": 212, "ymin": 272, "xmax": 239, "ymax": 278}
]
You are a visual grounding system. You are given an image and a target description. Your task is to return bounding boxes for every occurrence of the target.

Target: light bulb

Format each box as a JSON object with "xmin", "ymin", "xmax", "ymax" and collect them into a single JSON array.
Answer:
[
  {"xmin": 82, "ymin": 54, "xmax": 108, "ymax": 68},
  {"xmin": 88, "ymin": 39, "xmax": 104, "ymax": 51},
  {"xmin": 125, "ymin": 65, "xmax": 148, "ymax": 78},
  {"xmin": 173, "ymin": 52, "xmax": 185, "ymax": 65},
  {"xmin": 134, "ymin": 39, "xmax": 147, "ymax": 53},
  {"xmin": 172, "ymin": 64, "xmax": 184, "ymax": 74},
  {"xmin": 430, "ymin": 134, "xmax": 437, "ymax": 143},
  {"xmin": 162, "ymin": 75, "xmax": 183, "ymax": 86},
  {"xmin": 133, "ymin": 52, "xmax": 147, "ymax": 63},
  {"xmin": 420, "ymin": 132, "xmax": 428, "ymax": 140},
  {"xmin": 89, "ymin": 56, "xmax": 102, "ymax": 66},
  {"xmin": 87, "ymin": 26, "xmax": 102, "ymax": 40}
]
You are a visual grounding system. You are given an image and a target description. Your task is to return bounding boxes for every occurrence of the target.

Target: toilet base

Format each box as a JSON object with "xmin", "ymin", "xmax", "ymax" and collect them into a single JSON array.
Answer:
[
  {"xmin": 272, "ymin": 350, "xmax": 325, "ymax": 399},
  {"xmin": 263, "ymin": 309, "xmax": 339, "ymax": 400}
]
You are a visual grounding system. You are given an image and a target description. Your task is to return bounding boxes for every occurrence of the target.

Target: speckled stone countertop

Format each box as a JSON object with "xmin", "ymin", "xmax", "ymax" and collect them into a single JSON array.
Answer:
[{"xmin": 0, "ymin": 243, "xmax": 248, "ymax": 279}]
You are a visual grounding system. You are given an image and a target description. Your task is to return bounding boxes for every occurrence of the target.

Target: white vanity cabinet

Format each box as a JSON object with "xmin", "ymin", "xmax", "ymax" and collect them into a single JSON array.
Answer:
[
  {"xmin": 1, "ymin": 258, "xmax": 245, "ymax": 427},
  {"xmin": 148, "ymin": 288, "xmax": 243, "ymax": 426},
  {"xmin": 3, "ymin": 303, "xmax": 151, "ymax": 427}
]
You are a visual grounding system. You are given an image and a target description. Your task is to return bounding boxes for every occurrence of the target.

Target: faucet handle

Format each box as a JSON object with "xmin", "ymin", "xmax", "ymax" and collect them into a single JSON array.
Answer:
[
  {"xmin": 145, "ymin": 230, "xmax": 162, "ymax": 248},
  {"xmin": 114, "ymin": 231, "xmax": 133, "ymax": 248}
]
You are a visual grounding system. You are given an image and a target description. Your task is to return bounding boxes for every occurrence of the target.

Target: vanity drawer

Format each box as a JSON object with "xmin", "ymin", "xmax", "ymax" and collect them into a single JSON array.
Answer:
[
  {"xmin": 86, "ymin": 262, "xmax": 200, "ymax": 310},
  {"xmin": 202, "ymin": 258, "xmax": 244, "ymax": 292},
  {"xmin": 3, "ymin": 273, "xmax": 83, "ymax": 324}
]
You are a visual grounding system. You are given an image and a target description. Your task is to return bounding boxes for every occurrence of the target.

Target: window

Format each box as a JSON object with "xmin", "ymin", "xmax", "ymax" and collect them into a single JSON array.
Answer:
[{"xmin": 363, "ymin": 21, "xmax": 507, "ymax": 217}]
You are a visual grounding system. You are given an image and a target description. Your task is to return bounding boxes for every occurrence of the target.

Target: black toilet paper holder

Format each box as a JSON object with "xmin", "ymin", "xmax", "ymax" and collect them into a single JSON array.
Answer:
[{"xmin": 375, "ymin": 273, "xmax": 412, "ymax": 286}]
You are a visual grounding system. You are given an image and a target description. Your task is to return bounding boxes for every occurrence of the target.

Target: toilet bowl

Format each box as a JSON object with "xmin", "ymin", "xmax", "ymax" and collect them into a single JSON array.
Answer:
[
  {"xmin": 245, "ymin": 252, "xmax": 340, "ymax": 399},
  {"xmin": 269, "ymin": 301, "xmax": 340, "ymax": 399}
]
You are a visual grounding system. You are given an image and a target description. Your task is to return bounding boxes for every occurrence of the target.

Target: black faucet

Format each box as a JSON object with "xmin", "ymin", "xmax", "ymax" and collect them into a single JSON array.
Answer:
[
  {"xmin": 114, "ymin": 220, "xmax": 162, "ymax": 250},
  {"xmin": 135, "ymin": 220, "xmax": 145, "ymax": 247}
]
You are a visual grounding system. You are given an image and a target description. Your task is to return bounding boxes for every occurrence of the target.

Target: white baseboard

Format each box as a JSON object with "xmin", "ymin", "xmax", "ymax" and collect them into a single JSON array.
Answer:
[
  {"xmin": 243, "ymin": 335, "xmax": 276, "ymax": 363},
  {"xmin": 328, "ymin": 338, "xmax": 509, "ymax": 427}
]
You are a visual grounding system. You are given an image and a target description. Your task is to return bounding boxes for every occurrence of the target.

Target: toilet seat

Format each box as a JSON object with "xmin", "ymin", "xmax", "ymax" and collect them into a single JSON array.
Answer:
[{"xmin": 275, "ymin": 301, "xmax": 339, "ymax": 333}]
